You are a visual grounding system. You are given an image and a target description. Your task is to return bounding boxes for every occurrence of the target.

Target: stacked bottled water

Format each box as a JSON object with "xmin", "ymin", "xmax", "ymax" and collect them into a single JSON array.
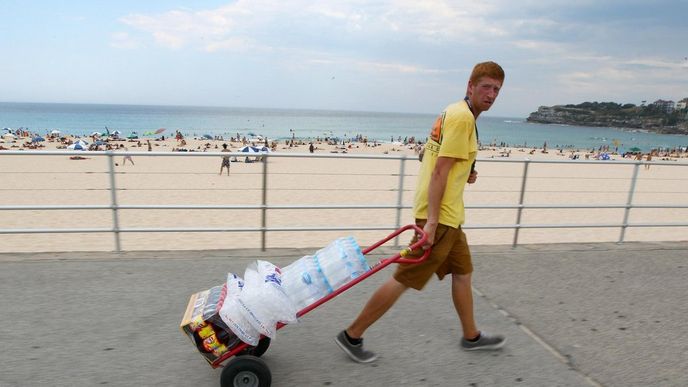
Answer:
[
  {"xmin": 280, "ymin": 255, "xmax": 332, "ymax": 311},
  {"xmin": 315, "ymin": 236, "xmax": 370, "ymax": 290},
  {"xmin": 210, "ymin": 237, "xmax": 370, "ymax": 346},
  {"xmin": 281, "ymin": 236, "xmax": 370, "ymax": 311}
]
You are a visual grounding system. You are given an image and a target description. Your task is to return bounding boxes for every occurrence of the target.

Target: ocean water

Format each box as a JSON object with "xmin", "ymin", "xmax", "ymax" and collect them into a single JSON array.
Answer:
[{"xmin": 1, "ymin": 102, "xmax": 687, "ymax": 152}]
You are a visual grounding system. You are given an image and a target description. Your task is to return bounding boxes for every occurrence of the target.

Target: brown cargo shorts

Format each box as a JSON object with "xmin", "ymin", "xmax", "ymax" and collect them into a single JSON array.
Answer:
[{"xmin": 393, "ymin": 220, "xmax": 473, "ymax": 290}]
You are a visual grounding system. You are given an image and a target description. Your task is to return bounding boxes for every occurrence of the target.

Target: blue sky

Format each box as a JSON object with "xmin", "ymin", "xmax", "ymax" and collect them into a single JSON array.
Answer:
[{"xmin": 1, "ymin": 0, "xmax": 687, "ymax": 117}]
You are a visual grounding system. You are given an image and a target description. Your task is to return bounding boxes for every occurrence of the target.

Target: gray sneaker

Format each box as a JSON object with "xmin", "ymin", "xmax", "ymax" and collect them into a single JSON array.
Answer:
[
  {"xmin": 460, "ymin": 332, "xmax": 506, "ymax": 351},
  {"xmin": 334, "ymin": 330, "xmax": 378, "ymax": 363}
]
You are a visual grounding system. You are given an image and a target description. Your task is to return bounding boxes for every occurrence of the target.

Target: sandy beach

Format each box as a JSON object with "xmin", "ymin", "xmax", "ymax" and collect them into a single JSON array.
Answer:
[{"xmin": 1, "ymin": 133, "xmax": 687, "ymax": 253}]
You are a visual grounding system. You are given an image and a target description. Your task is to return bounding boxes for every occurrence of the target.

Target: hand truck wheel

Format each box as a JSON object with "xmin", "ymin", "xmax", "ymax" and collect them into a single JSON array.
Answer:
[{"xmin": 220, "ymin": 355, "xmax": 271, "ymax": 387}]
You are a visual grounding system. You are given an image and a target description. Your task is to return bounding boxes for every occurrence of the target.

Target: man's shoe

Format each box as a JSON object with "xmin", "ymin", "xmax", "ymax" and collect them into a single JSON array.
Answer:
[
  {"xmin": 334, "ymin": 330, "xmax": 378, "ymax": 363},
  {"xmin": 460, "ymin": 332, "xmax": 506, "ymax": 351}
]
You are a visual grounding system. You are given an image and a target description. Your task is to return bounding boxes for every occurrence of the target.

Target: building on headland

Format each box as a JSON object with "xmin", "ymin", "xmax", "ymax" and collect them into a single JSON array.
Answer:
[
  {"xmin": 651, "ymin": 99, "xmax": 675, "ymax": 113},
  {"xmin": 676, "ymin": 98, "xmax": 688, "ymax": 110}
]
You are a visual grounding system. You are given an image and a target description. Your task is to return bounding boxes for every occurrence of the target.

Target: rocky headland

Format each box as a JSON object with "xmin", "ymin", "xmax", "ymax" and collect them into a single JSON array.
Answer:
[{"xmin": 527, "ymin": 102, "xmax": 688, "ymax": 135}]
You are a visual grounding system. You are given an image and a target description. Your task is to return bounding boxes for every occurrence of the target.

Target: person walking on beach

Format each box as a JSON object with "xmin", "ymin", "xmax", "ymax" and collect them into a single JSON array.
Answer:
[
  {"xmin": 645, "ymin": 153, "xmax": 652, "ymax": 170},
  {"xmin": 120, "ymin": 144, "xmax": 134, "ymax": 166},
  {"xmin": 220, "ymin": 143, "xmax": 231, "ymax": 175},
  {"xmin": 335, "ymin": 61, "xmax": 506, "ymax": 363}
]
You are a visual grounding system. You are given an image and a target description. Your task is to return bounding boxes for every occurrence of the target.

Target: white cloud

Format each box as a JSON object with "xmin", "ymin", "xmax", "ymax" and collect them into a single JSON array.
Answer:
[
  {"xmin": 110, "ymin": 32, "xmax": 142, "ymax": 49},
  {"xmin": 303, "ymin": 0, "xmax": 506, "ymax": 41},
  {"xmin": 204, "ymin": 37, "xmax": 260, "ymax": 53},
  {"xmin": 118, "ymin": 0, "xmax": 511, "ymax": 53},
  {"xmin": 119, "ymin": 5, "xmax": 249, "ymax": 50},
  {"xmin": 108, "ymin": 1, "xmax": 687, "ymax": 113},
  {"xmin": 305, "ymin": 57, "xmax": 453, "ymax": 75},
  {"xmin": 623, "ymin": 58, "xmax": 688, "ymax": 70},
  {"xmin": 379, "ymin": 0, "xmax": 505, "ymax": 42},
  {"xmin": 554, "ymin": 56, "xmax": 688, "ymax": 104},
  {"xmin": 512, "ymin": 39, "xmax": 567, "ymax": 53},
  {"xmin": 116, "ymin": 0, "xmax": 496, "ymax": 75}
]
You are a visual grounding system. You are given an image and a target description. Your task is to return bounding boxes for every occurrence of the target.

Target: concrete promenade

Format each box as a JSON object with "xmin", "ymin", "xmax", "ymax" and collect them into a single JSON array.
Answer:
[{"xmin": 1, "ymin": 241, "xmax": 686, "ymax": 386}]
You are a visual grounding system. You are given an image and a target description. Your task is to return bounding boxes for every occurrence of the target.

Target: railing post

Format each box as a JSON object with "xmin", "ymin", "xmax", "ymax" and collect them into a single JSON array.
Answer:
[
  {"xmin": 106, "ymin": 151, "xmax": 122, "ymax": 252},
  {"xmin": 619, "ymin": 162, "xmax": 641, "ymax": 243},
  {"xmin": 261, "ymin": 155, "xmax": 268, "ymax": 251},
  {"xmin": 512, "ymin": 159, "xmax": 531, "ymax": 247},
  {"xmin": 394, "ymin": 155, "xmax": 407, "ymax": 247}
]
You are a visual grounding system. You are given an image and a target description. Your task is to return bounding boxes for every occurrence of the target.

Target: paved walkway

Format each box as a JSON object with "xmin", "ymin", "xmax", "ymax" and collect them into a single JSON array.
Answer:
[{"xmin": 1, "ymin": 241, "xmax": 686, "ymax": 386}]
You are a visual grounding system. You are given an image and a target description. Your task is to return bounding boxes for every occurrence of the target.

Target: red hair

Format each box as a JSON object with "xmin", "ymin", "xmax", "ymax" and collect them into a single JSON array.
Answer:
[{"xmin": 469, "ymin": 61, "xmax": 505, "ymax": 84}]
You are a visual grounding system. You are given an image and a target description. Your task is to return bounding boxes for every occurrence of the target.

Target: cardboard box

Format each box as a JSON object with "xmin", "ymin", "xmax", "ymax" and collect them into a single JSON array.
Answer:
[{"xmin": 180, "ymin": 285, "xmax": 241, "ymax": 364}]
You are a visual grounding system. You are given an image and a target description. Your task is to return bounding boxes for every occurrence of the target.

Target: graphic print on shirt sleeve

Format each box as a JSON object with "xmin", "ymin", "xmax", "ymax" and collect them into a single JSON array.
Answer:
[{"xmin": 429, "ymin": 112, "xmax": 445, "ymax": 145}]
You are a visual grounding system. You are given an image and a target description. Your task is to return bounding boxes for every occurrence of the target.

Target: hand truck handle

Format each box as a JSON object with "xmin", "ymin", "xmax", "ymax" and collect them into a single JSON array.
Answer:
[
  {"xmin": 362, "ymin": 224, "xmax": 431, "ymax": 265},
  {"xmin": 394, "ymin": 224, "xmax": 432, "ymax": 264}
]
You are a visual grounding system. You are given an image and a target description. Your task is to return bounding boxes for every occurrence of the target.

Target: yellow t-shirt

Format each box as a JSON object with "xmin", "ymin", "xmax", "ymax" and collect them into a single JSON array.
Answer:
[{"xmin": 413, "ymin": 100, "xmax": 478, "ymax": 227}]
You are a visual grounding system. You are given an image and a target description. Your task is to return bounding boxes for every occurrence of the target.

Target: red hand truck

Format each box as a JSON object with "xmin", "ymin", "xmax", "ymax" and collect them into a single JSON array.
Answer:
[{"xmin": 209, "ymin": 224, "xmax": 430, "ymax": 387}]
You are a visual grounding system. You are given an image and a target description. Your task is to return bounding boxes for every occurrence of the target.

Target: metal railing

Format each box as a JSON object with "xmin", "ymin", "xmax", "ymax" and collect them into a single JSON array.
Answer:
[{"xmin": 1, "ymin": 150, "xmax": 687, "ymax": 251}]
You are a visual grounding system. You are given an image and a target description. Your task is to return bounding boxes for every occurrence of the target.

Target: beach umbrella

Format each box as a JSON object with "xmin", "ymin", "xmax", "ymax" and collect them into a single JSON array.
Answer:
[
  {"xmin": 75, "ymin": 139, "xmax": 89, "ymax": 146},
  {"xmin": 239, "ymin": 145, "xmax": 262, "ymax": 163},
  {"xmin": 67, "ymin": 143, "xmax": 85, "ymax": 150},
  {"xmin": 3, "ymin": 133, "xmax": 16, "ymax": 140},
  {"xmin": 239, "ymin": 145, "xmax": 261, "ymax": 153},
  {"xmin": 259, "ymin": 146, "xmax": 271, "ymax": 153},
  {"xmin": 143, "ymin": 131, "xmax": 155, "ymax": 136},
  {"xmin": 155, "ymin": 128, "xmax": 166, "ymax": 134},
  {"xmin": 94, "ymin": 140, "xmax": 106, "ymax": 146},
  {"xmin": 629, "ymin": 147, "xmax": 642, "ymax": 152},
  {"xmin": 127, "ymin": 132, "xmax": 138, "ymax": 139},
  {"xmin": 90, "ymin": 131, "xmax": 101, "ymax": 137},
  {"xmin": 32, "ymin": 136, "xmax": 45, "ymax": 143},
  {"xmin": 202, "ymin": 134, "xmax": 213, "ymax": 140},
  {"xmin": 50, "ymin": 129, "xmax": 61, "ymax": 135}
]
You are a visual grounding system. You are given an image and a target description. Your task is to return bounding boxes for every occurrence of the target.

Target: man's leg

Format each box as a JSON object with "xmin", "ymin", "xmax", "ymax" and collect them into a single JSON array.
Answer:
[
  {"xmin": 452, "ymin": 272, "xmax": 506, "ymax": 350},
  {"xmin": 347, "ymin": 276, "xmax": 408, "ymax": 338},
  {"xmin": 451, "ymin": 273, "xmax": 479, "ymax": 340},
  {"xmin": 335, "ymin": 276, "xmax": 407, "ymax": 363}
]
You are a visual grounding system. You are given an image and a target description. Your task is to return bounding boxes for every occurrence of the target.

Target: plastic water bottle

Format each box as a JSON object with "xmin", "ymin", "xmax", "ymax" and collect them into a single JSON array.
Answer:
[
  {"xmin": 337, "ymin": 236, "xmax": 370, "ymax": 278},
  {"xmin": 282, "ymin": 237, "xmax": 370, "ymax": 309},
  {"xmin": 281, "ymin": 255, "xmax": 332, "ymax": 310},
  {"xmin": 314, "ymin": 241, "xmax": 351, "ymax": 290},
  {"xmin": 314, "ymin": 237, "xmax": 370, "ymax": 290}
]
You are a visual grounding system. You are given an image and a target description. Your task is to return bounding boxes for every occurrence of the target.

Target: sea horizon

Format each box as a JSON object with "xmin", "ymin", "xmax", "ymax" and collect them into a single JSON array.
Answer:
[
  {"xmin": 2, "ymin": 101, "xmax": 687, "ymax": 153},
  {"xmin": 0, "ymin": 100, "xmax": 445, "ymax": 120}
]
